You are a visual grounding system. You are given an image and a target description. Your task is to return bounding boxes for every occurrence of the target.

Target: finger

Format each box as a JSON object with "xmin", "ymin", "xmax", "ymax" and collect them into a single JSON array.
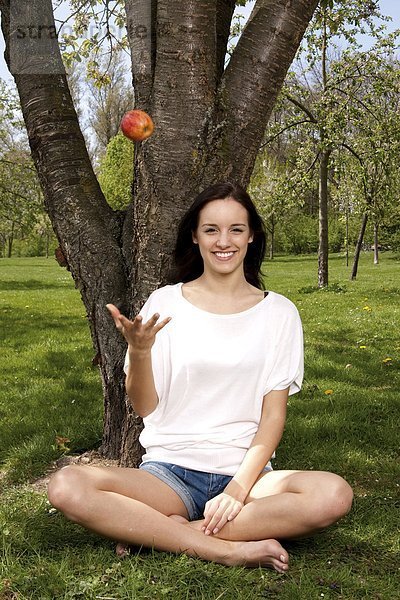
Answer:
[
  {"xmin": 228, "ymin": 501, "xmax": 243, "ymax": 520},
  {"xmin": 147, "ymin": 312, "xmax": 160, "ymax": 325},
  {"xmin": 212, "ymin": 506, "xmax": 241, "ymax": 533},
  {"xmin": 206, "ymin": 512, "xmax": 226, "ymax": 535},
  {"xmin": 106, "ymin": 304, "xmax": 128, "ymax": 331},
  {"xmin": 209, "ymin": 503, "xmax": 234, "ymax": 534},
  {"xmin": 227, "ymin": 505, "xmax": 242, "ymax": 521},
  {"xmin": 204, "ymin": 504, "xmax": 227, "ymax": 535},
  {"xmin": 203, "ymin": 497, "xmax": 219, "ymax": 519},
  {"xmin": 202, "ymin": 499, "xmax": 219, "ymax": 532},
  {"xmin": 132, "ymin": 314, "xmax": 143, "ymax": 327},
  {"xmin": 117, "ymin": 313, "xmax": 136, "ymax": 330},
  {"xmin": 207, "ymin": 499, "xmax": 243, "ymax": 534},
  {"xmin": 153, "ymin": 316, "xmax": 172, "ymax": 333},
  {"xmin": 106, "ymin": 303, "xmax": 121, "ymax": 320},
  {"xmin": 202, "ymin": 511, "xmax": 212, "ymax": 532}
]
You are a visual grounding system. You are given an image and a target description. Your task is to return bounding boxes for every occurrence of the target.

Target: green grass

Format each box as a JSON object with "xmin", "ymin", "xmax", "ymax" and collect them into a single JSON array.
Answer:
[
  {"xmin": 1, "ymin": 254, "xmax": 399, "ymax": 599},
  {"xmin": 0, "ymin": 258, "xmax": 103, "ymax": 484}
]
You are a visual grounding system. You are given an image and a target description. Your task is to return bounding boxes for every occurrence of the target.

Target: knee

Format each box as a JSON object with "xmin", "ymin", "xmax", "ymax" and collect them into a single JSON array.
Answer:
[
  {"xmin": 47, "ymin": 465, "xmax": 90, "ymax": 522},
  {"xmin": 317, "ymin": 475, "xmax": 353, "ymax": 528}
]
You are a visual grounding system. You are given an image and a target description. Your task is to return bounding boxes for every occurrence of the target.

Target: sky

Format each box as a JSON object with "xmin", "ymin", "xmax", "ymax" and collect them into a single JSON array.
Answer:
[{"xmin": 0, "ymin": 1, "xmax": 399, "ymax": 82}]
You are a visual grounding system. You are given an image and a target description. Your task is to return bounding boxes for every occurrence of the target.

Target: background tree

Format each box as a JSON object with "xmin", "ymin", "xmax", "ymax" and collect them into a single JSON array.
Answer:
[
  {"xmin": 98, "ymin": 132, "xmax": 134, "ymax": 210},
  {"xmin": 249, "ymin": 149, "xmax": 303, "ymax": 259},
  {"xmin": 0, "ymin": 78, "xmax": 53, "ymax": 257},
  {"xmin": 262, "ymin": 0, "xmax": 385, "ymax": 287},
  {"xmin": 339, "ymin": 40, "xmax": 400, "ymax": 277},
  {"xmin": 0, "ymin": 0, "xmax": 319, "ymax": 465},
  {"xmin": 0, "ymin": 148, "xmax": 45, "ymax": 257},
  {"xmin": 85, "ymin": 52, "xmax": 135, "ymax": 164}
]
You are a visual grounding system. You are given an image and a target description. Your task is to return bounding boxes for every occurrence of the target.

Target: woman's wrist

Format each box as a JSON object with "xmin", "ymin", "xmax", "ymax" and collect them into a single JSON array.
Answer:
[
  {"xmin": 223, "ymin": 479, "xmax": 248, "ymax": 504},
  {"xmin": 128, "ymin": 346, "xmax": 152, "ymax": 360}
]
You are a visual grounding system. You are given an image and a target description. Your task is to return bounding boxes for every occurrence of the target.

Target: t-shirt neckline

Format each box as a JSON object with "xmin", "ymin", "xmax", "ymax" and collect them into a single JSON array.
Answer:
[{"xmin": 177, "ymin": 282, "xmax": 271, "ymax": 318}]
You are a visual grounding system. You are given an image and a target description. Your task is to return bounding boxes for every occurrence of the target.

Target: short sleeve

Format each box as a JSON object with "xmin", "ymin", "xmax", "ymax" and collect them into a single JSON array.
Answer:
[{"xmin": 263, "ymin": 304, "xmax": 304, "ymax": 396}]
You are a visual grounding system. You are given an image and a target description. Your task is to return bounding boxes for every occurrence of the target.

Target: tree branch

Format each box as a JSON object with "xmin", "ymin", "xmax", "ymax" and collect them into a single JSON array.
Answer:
[
  {"xmin": 207, "ymin": 0, "xmax": 320, "ymax": 184},
  {"xmin": 341, "ymin": 142, "xmax": 363, "ymax": 165},
  {"xmin": 145, "ymin": 0, "xmax": 218, "ymax": 188},
  {"xmin": 260, "ymin": 118, "xmax": 315, "ymax": 148},
  {"xmin": 0, "ymin": 181, "xmax": 36, "ymax": 203},
  {"xmin": 0, "ymin": 157, "xmax": 36, "ymax": 172},
  {"xmin": 124, "ymin": 0, "xmax": 157, "ymax": 107},
  {"xmin": 284, "ymin": 93, "xmax": 318, "ymax": 123}
]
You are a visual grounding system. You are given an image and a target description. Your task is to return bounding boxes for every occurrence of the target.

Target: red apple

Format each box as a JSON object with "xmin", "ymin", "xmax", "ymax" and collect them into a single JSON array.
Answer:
[{"xmin": 120, "ymin": 109, "xmax": 154, "ymax": 142}]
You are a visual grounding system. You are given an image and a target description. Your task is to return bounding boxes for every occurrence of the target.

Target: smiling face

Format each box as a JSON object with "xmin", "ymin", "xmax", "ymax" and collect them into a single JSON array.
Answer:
[{"xmin": 192, "ymin": 198, "xmax": 253, "ymax": 278}]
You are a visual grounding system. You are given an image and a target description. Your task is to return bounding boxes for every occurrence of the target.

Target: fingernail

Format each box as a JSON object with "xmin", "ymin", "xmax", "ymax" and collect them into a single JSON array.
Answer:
[
  {"xmin": 213, "ymin": 528, "xmax": 218, "ymax": 534},
  {"xmin": 205, "ymin": 530, "xmax": 210, "ymax": 536}
]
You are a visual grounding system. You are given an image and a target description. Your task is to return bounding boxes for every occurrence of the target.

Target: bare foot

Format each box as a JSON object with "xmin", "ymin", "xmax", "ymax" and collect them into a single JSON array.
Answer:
[
  {"xmin": 234, "ymin": 539, "xmax": 289, "ymax": 573},
  {"xmin": 170, "ymin": 515, "xmax": 289, "ymax": 573}
]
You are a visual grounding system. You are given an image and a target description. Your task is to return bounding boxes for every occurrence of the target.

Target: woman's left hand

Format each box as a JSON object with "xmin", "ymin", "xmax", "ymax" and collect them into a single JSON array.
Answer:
[{"xmin": 202, "ymin": 493, "xmax": 244, "ymax": 535}]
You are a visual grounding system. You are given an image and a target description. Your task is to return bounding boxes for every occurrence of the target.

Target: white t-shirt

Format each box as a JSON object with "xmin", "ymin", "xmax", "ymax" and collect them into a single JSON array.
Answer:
[{"xmin": 124, "ymin": 283, "xmax": 304, "ymax": 475}]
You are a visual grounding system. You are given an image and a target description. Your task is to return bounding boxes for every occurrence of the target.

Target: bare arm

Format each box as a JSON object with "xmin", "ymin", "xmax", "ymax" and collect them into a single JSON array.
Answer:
[
  {"xmin": 106, "ymin": 304, "xmax": 171, "ymax": 418},
  {"xmin": 202, "ymin": 387, "xmax": 288, "ymax": 535}
]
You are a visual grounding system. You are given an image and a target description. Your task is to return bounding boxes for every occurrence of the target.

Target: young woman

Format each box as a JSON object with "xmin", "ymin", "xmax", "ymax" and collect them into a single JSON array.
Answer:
[{"xmin": 48, "ymin": 182, "xmax": 353, "ymax": 573}]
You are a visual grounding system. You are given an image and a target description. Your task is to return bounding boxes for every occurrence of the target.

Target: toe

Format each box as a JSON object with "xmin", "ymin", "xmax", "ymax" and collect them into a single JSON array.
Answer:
[{"xmin": 116, "ymin": 542, "xmax": 130, "ymax": 558}]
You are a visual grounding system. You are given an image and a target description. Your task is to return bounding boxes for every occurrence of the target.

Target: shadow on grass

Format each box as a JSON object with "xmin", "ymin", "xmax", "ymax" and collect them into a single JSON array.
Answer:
[
  {"xmin": 1, "ymin": 304, "xmax": 88, "ymax": 349},
  {"xmin": 0, "ymin": 279, "xmax": 71, "ymax": 291},
  {"xmin": 0, "ymin": 302, "xmax": 102, "ymax": 480},
  {"xmin": 8, "ymin": 490, "xmax": 397, "ymax": 584},
  {"xmin": 264, "ymin": 254, "xmax": 348, "ymax": 265}
]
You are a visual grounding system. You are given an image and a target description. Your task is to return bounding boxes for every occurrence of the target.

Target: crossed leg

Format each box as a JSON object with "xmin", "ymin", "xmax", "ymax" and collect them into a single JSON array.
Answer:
[
  {"xmin": 184, "ymin": 469, "xmax": 353, "ymax": 541},
  {"xmin": 47, "ymin": 465, "xmax": 352, "ymax": 573}
]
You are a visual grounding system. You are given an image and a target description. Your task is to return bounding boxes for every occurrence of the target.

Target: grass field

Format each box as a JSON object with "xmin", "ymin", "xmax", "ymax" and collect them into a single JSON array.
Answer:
[{"xmin": 0, "ymin": 254, "xmax": 399, "ymax": 599}]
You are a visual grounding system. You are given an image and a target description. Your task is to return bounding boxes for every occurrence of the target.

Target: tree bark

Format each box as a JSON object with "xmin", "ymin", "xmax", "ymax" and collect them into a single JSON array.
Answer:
[
  {"xmin": 350, "ymin": 212, "xmax": 368, "ymax": 280},
  {"xmin": 7, "ymin": 221, "xmax": 14, "ymax": 258},
  {"xmin": 318, "ymin": 149, "xmax": 331, "ymax": 288},
  {"xmin": 0, "ymin": 0, "xmax": 129, "ymax": 458},
  {"xmin": 205, "ymin": 0, "xmax": 319, "ymax": 184},
  {"xmin": 0, "ymin": 0, "xmax": 320, "ymax": 466}
]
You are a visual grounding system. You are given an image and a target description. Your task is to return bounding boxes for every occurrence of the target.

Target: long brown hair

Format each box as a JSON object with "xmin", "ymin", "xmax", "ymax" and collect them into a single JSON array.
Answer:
[{"xmin": 171, "ymin": 182, "xmax": 266, "ymax": 289}]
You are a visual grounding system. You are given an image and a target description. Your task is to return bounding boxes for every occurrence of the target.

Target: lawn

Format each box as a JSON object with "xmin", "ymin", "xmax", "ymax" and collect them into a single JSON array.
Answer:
[{"xmin": 0, "ymin": 254, "xmax": 399, "ymax": 599}]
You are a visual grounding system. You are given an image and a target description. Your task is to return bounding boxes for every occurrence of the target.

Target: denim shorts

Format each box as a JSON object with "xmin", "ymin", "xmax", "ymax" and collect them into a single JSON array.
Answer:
[{"xmin": 139, "ymin": 460, "xmax": 272, "ymax": 521}]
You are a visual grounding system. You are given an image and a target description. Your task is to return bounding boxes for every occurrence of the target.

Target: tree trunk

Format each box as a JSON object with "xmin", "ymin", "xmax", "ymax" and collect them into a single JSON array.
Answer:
[
  {"xmin": 269, "ymin": 214, "xmax": 275, "ymax": 260},
  {"xmin": 318, "ymin": 10, "xmax": 329, "ymax": 288},
  {"xmin": 373, "ymin": 222, "xmax": 379, "ymax": 265},
  {"xmin": 318, "ymin": 149, "xmax": 331, "ymax": 288},
  {"xmin": 7, "ymin": 221, "xmax": 14, "ymax": 257},
  {"xmin": 205, "ymin": 0, "xmax": 319, "ymax": 184},
  {"xmin": 345, "ymin": 204, "xmax": 349, "ymax": 267},
  {"xmin": 350, "ymin": 212, "xmax": 368, "ymax": 280},
  {"xmin": 121, "ymin": 0, "xmax": 319, "ymax": 465},
  {"xmin": 1, "ymin": 0, "xmax": 319, "ymax": 466},
  {"xmin": 0, "ymin": 0, "xmax": 129, "ymax": 458}
]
